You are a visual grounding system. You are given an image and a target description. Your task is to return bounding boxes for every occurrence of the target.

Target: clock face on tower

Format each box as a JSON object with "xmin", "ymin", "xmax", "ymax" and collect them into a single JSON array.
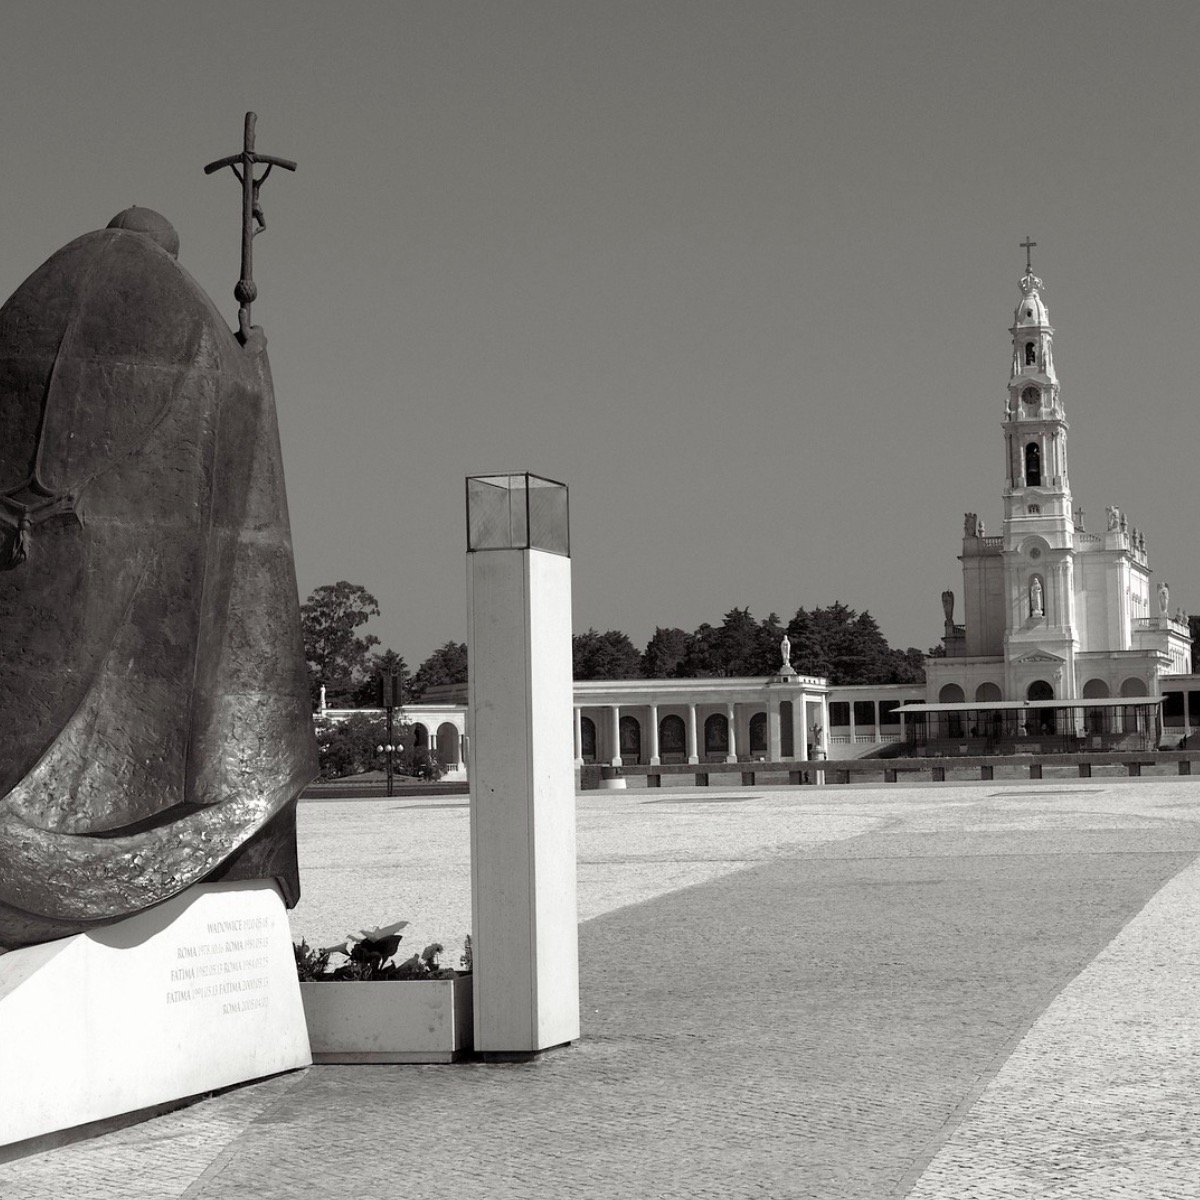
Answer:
[{"xmin": 1022, "ymin": 386, "xmax": 1039, "ymax": 407}]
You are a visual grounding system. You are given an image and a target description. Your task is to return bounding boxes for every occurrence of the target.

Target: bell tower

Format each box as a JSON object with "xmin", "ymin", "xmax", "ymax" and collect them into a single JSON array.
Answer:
[{"xmin": 1001, "ymin": 240, "xmax": 1079, "ymax": 699}]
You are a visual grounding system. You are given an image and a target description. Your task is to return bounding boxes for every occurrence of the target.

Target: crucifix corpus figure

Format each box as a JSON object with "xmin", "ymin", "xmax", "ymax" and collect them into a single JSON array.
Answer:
[{"xmin": 204, "ymin": 112, "xmax": 297, "ymax": 342}]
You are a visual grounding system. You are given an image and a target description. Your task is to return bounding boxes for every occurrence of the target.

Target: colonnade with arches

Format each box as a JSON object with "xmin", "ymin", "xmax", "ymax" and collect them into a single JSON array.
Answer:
[{"xmin": 571, "ymin": 680, "xmax": 830, "ymax": 768}]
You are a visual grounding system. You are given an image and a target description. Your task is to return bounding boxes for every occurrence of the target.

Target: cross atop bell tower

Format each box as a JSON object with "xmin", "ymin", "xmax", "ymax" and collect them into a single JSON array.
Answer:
[{"xmin": 1020, "ymin": 235, "xmax": 1037, "ymax": 276}]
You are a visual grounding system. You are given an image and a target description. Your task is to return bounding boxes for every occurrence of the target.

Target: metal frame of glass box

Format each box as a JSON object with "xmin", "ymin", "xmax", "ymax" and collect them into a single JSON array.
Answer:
[{"xmin": 465, "ymin": 473, "xmax": 570, "ymax": 557}]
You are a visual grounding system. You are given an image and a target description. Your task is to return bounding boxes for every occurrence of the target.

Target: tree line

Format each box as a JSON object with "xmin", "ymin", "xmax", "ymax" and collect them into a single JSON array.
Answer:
[
  {"xmin": 301, "ymin": 582, "xmax": 932, "ymax": 710},
  {"xmin": 575, "ymin": 603, "xmax": 929, "ymax": 684}
]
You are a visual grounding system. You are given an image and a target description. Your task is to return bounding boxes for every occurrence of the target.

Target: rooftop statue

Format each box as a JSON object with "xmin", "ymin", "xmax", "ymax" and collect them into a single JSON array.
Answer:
[{"xmin": 0, "ymin": 140, "xmax": 316, "ymax": 947}]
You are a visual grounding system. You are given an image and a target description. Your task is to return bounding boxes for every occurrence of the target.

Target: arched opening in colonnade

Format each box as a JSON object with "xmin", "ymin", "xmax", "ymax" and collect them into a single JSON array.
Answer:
[
  {"xmin": 703, "ymin": 713, "xmax": 729, "ymax": 759},
  {"xmin": 436, "ymin": 722, "xmax": 460, "ymax": 768},
  {"xmin": 619, "ymin": 715, "xmax": 642, "ymax": 764},
  {"xmin": 1027, "ymin": 679, "xmax": 1055, "ymax": 734},
  {"xmin": 748, "ymin": 712, "xmax": 767, "ymax": 756},
  {"xmin": 939, "ymin": 684, "xmax": 965, "ymax": 738},
  {"xmin": 659, "ymin": 714, "xmax": 686, "ymax": 763},
  {"xmin": 1082, "ymin": 679, "xmax": 1109, "ymax": 735}
]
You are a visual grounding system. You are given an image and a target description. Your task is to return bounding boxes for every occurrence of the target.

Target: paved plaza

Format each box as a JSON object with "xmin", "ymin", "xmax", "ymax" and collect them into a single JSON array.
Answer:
[{"xmin": 5, "ymin": 776, "xmax": 1200, "ymax": 1198}]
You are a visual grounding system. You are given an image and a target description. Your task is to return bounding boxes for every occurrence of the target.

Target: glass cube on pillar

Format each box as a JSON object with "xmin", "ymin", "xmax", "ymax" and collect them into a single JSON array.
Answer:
[
  {"xmin": 466, "ymin": 473, "xmax": 569, "ymax": 556},
  {"xmin": 466, "ymin": 472, "xmax": 578, "ymax": 1057}
]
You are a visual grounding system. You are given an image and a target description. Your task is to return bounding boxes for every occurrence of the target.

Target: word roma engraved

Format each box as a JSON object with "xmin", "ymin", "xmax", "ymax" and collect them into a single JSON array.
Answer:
[{"xmin": 165, "ymin": 916, "xmax": 277, "ymax": 1014}]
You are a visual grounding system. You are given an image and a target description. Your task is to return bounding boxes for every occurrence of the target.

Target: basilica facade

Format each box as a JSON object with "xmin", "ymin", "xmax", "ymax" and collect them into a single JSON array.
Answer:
[{"xmin": 909, "ymin": 255, "xmax": 1194, "ymax": 751}]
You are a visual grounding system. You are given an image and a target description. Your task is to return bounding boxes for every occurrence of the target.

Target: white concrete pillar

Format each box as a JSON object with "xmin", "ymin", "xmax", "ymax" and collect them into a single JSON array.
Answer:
[
  {"xmin": 648, "ymin": 705, "xmax": 660, "ymax": 765},
  {"xmin": 725, "ymin": 703, "xmax": 737, "ymax": 763},
  {"xmin": 573, "ymin": 706, "xmax": 583, "ymax": 766},
  {"xmin": 467, "ymin": 473, "xmax": 579, "ymax": 1057},
  {"xmin": 608, "ymin": 705, "xmax": 621, "ymax": 767},
  {"xmin": 686, "ymin": 704, "xmax": 699, "ymax": 764}
]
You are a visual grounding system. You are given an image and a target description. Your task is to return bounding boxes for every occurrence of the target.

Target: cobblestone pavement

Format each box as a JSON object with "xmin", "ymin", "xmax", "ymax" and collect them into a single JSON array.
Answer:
[{"xmin": 4, "ymin": 778, "xmax": 1200, "ymax": 1198}]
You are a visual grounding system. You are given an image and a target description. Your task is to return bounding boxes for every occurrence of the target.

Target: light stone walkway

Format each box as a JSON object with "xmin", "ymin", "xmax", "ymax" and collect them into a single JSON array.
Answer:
[
  {"xmin": 906, "ymin": 844, "xmax": 1200, "ymax": 1199},
  {"xmin": 3, "ymin": 778, "xmax": 1200, "ymax": 1198}
]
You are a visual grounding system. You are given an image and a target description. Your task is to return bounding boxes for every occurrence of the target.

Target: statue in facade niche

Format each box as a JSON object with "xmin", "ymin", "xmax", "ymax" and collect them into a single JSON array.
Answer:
[
  {"xmin": 0, "ymin": 196, "xmax": 316, "ymax": 948},
  {"xmin": 1030, "ymin": 577, "xmax": 1044, "ymax": 617}
]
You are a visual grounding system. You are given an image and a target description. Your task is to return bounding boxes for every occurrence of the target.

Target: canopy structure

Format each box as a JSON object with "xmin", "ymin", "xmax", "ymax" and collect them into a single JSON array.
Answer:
[{"xmin": 893, "ymin": 697, "xmax": 1163, "ymax": 753}]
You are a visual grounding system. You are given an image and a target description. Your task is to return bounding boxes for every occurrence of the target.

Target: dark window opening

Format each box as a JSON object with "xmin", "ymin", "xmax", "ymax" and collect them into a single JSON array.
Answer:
[
  {"xmin": 1025, "ymin": 443, "xmax": 1041, "ymax": 486},
  {"xmin": 853, "ymin": 700, "xmax": 876, "ymax": 726},
  {"xmin": 829, "ymin": 702, "xmax": 850, "ymax": 726},
  {"xmin": 580, "ymin": 717, "xmax": 597, "ymax": 763},
  {"xmin": 704, "ymin": 713, "xmax": 729, "ymax": 756},
  {"xmin": 1025, "ymin": 342, "xmax": 1036, "ymax": 366},
  {"xmin": 749, "ymin": 712, "xmax": 767, "ymax": 754}
]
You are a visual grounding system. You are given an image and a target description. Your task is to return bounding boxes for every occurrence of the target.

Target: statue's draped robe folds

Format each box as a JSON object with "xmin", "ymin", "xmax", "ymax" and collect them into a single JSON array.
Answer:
[{"xmin": 0, "ymin": 215, "xmax": 317, "ymax": 948}]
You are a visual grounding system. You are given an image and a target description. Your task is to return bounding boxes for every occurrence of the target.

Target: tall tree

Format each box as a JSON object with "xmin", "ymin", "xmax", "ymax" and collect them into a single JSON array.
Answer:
[
  {"xmin": 787, "ymin": 602, "xmax": 924, "ymax": 685},
  {"xmin": 301, "ymin": 581, "xmax": 381, "ymax": 707},
  {"xmin": 572, "ymin": 629, "xmax": 643, "ymax": 680},
  {"xmin": 643, "ymin": 627, "xmax": 689, "ymax": 678},
  {"xmin": 351, "ymin": 647, "xmax": 410, "ymax": 708},
  {"xmin": 677, "ymin": 609, "xmax": 788, "ymax": 677},
  {"xmin": 677, "ymin": 622, "xmax": 721, "ymax": 677},
  {"xmin": 410, "ymin": 641, "xmax": 469, "ymax": 700}
]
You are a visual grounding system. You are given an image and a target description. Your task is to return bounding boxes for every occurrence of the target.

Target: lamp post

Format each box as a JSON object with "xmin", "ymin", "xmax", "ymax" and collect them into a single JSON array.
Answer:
[
  {"xmin": 378, "ymin": 669, "xmax": 404, "ymax": 797},
  {"xmin": 375, "ymin": 742, "xmax": 403, "ymax": 797}
]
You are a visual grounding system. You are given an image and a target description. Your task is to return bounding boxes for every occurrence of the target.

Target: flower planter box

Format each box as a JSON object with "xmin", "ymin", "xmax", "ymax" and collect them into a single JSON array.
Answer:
[{"xmin": 300, "ymin": 975, "xmax": 473, "ymax": 1064}]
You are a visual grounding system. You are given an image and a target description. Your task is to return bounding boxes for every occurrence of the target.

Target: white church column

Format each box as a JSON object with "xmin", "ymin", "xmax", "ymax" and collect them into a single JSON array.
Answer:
[
  {"xmin": 573, "ymin": 706, "xmax": 583, "ymax": 767},
  {"xmin": 767, "ymin": 699, "xmax": 782, "ymax": 760},
  {"xmin": 608, "ymin": 705, "xmax": 621, "ymax": 767},
  {"xmin": 647, "ymin": 705, "xmax": 660, "ymax": 765},
  {"xmin": 685, "ymin": 704, "xmax": 698, "ymax": 764},
  {"xmin": 725, "ymin": 703, "xmax": 737, "ymax": 763}
]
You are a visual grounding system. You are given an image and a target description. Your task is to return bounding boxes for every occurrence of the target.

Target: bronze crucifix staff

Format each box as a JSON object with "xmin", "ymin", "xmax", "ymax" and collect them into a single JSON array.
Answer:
[{"xmin": 204, "ymin": 112, "xmax": 297, "ymax": 342}]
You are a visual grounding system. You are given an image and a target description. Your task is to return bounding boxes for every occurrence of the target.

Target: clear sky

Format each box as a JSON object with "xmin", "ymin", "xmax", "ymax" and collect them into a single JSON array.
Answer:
[{"xmin": 3, "ymin": 2, "xmax": 1199, "ymax": 667}]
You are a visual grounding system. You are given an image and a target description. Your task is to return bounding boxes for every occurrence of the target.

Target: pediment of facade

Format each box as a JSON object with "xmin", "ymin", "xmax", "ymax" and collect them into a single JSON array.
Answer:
[{"xmin": 1011, "ymin": 651, "xmax": 1065, "ymax": 664}]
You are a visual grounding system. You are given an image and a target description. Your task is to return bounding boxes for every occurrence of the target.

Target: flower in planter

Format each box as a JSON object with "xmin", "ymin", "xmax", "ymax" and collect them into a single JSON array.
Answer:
[{"xmin": 294, "ymin": 921, "xmax": 462, "ymax": 982}]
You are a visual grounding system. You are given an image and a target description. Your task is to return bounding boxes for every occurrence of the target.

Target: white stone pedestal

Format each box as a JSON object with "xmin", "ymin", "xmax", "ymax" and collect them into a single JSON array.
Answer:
[
  {"xmin": 0, "ymin": 880, "xmax": 310, "ymax": 1151},
  {"xmin": 468, "ymin": 527, "xmax": 580, "ymax": 1056}
]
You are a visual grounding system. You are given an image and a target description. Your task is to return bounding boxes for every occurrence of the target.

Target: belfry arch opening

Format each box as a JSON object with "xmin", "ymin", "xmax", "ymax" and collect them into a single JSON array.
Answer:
[{"xmin": 1025, "ymin": 442, "xmax": 1041, "ymax": 486}]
